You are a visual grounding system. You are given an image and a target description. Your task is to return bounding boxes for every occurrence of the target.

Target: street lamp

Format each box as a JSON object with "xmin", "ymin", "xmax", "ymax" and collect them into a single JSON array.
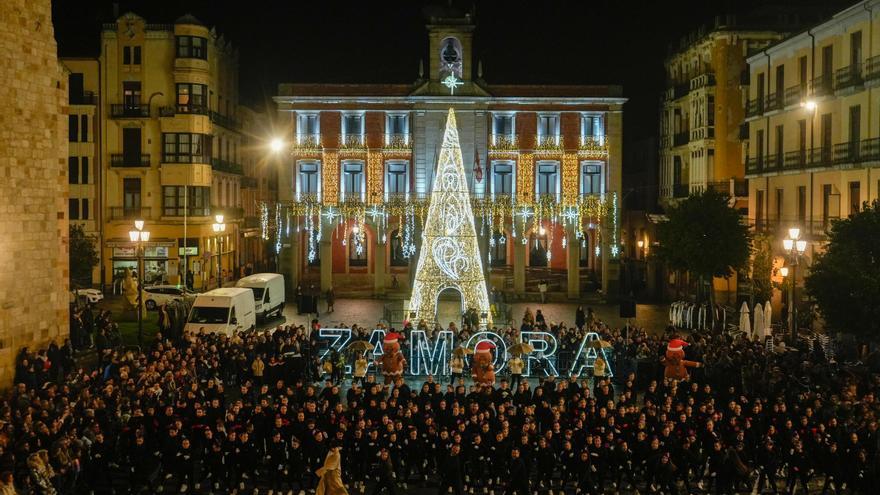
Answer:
[
  {"xmin": 129, "ymin": 220, "xmax": 150, "ymax": 344},
  {"xmin": 212, "ymin": 214, "xmax": 226, "ymax": 289},
  {"xmin": 269, "ymin": 137, "xmax": 285, "ymax": 153},
  {"xmin": 782, "ymin": 227, "xmax": 808, "ymax": 341}
]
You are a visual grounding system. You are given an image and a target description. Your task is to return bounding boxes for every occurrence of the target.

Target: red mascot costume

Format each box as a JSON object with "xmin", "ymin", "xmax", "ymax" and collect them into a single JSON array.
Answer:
[
  {"xmin": 662, "ymin": 338, "xmax": 701, "ymax": 381},
  {"xmin": 472, "ymin": 341, "xmax": 496, "ymax": 386},
  {"xmin": 378, "ymin": 332, "xmax": 406, "ymax": 385}
]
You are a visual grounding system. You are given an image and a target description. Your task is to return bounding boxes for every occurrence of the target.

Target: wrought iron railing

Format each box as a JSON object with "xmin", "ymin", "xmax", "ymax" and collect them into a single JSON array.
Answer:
[
  {"xmin": 489, "ymin": 134, "xmax": 518, "ymax": 152},
  {"xmin": 110, "ymin": 103, "xmax": 150, "ymax": 118},
  {"xmin": 109, "ymin": 207, "xmax": 151, "ymax": 220},
  {"xmin": 110, "ymin": 153, "xmax": 150, "ymax": 167},
  {"xmin": 211, "ymin": 158, "xmax": 244, "ymax": 175}
]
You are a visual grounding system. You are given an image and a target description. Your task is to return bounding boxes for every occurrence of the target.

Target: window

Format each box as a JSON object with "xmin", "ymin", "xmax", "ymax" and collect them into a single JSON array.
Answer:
[
  {"xmin": 776, "ymin": 188, "xmax": 784, "ymax": 221},
  {"xmin": 69, "ymin": 199, "xmax": 79, "ymax": 220},
  {"xmin": 492, "ymin": 114, "xmax": 514, "ymax": 136},
  {"xmin": 123, "ymin": 46, "xmax": 131, "ymax": 65},
  {"xmin": 349, "ymin": 233, "xmax": 367, "ymax": 267},
  {"xmin": 297, "ymin": 113, "xmax": 320, "ymax": 138},
  {"xmin": 176, "ymin": 83, "xmax": 207, "ymax": 112},
  {"xmin": 385, "ymin": 161, "xmax": 408, "ymax": 198},
  {"xmin": 123, "ymin": 178, "xmax": 141, "ymax": 216},
  {"xmin": 529, "ymin": 233, "xmax": 548, "ymax": 267},
  {"xmin": 537, "ymin": 114, "xmax": 560, "ymax": 141},
  {"xmin": 297, "ymin": 161, "xmax": 320, "ymax": 199},
  {"xmin": 390, "ymin": 229, "xmax": 407, "ymax": 267},
  {"xmin": 850, "ymin": 181, "xmax": 861, "ymax": 215},
  {"xmin": 69, "ymin": 73, "xmax": 84, "ymax": 103},
  {"xmin": 133, "ymin": 46, "xmax": 141, "ymax": 65},
  {"xmin": 80, "ymin": 115, "xmax": 88, "ymax": 142},
  {"xmin": 797, "ymin": 186, "xmax": 807, "ymax": 222},
  {"xmin": 342, "ymin": 114, "xmax": 364, "ymax": 136},
  {"xmin": 341, "ymin": 160, "xmax": 364, "ymax": 200},
  {"xmin": 163, "ymin": 186, "xmax": 211, "ymax": 216},
  {"xmin": 536, "ymin": 161, "xmax": 559, "ymax": 197},
  {"xmin": 81, "ymin": 157, "xmax": 89, "ymax": 184},
  {"xmin": 176, "ymin": 35, "xmax": 208, "ymax": 59},
  {"xmin": 581, "ymin": 162, "xmax": 602, "ymax": 195},
  {"xmin": 162, "ymin": 133, "xmax": 211, "ymax": 163},
  {"xmin": 386, "ymin": 114, "xmax": 408, "ymax": 135},
  {"xmin": 123, "ymin": 81, "xmax": 141, "ymax": 107},
  {"xmin": 581, "ymin": 115, "xmax": 604, "ymax": 142},
  {"xmin": 82, "ymin": 199, "xmax": 89, "ymax": 220},
  {"xmin": 491, "ymin": 161, "xmax": 514, "ymax": 196},
  {"xmin": 68, "ymin": 115, "xmax": 78, "ymax": 141},
  {"xmin": 491, "ymin": 232, "xmax": 507, "ymax": 267},
  {"xmin": 68, "ymin": 157, "xmax": 78, "ymax": 184}
]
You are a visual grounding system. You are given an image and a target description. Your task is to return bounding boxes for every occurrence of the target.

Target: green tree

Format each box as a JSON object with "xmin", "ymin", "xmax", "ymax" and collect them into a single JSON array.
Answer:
[
  {"xmin": 805, "ymin": 200, "xmax": 880, "ymax": 338},
  {"xmin": 656, "ymin": 189, "xmax": 751, "ymax": 304},
  {"xmin": 69, "ymin": 223, "xmax": 99, "ymax": 288},
  {"xmin": 751, "ymin": 233, "xmax": 774, "ymax": 303}
]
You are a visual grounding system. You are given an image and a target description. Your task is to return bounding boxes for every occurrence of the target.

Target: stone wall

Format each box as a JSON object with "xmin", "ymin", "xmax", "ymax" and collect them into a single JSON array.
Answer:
[{"xmin": 0, "ymin": 0, "xmax": 69, "ymax": 386}]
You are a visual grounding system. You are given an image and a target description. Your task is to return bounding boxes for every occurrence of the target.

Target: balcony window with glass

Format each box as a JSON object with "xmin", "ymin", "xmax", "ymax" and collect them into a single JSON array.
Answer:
[
  {"xmin": 342, "ymin": 114, "xmax": 364, "ymax": 147},
  {"xmin": 491, "ymin": 113, "xmax": 516, "ymax": 149},
  {"xmin": 341, "ymin": 160, "xmax": 365, "ymax": 200},
  {"xmin": 491, "ymin": 161, "xmax": 514, "ymax": 197},
  {"xmin": 296, "ymin": 161, "xmax": 320, "ymax": 200},
  {"xmin": 176, "ymin": 35, "xmax": 208, "ymax": 60},
  {"xmin": 176, "ymin": 83, "xmax": 207, "ymax": 113},
  {"xmin": 385, "ymin": 161, "xmax": 408, "ymax": 198},
  {"xmin": 581, "ymin": 162, "xmax": 602, "ymax": 195},
  {"xmin": 162, "ymin": 186, "xmax": 211, "ymax": 216},
  {"xmin": 297, "ymin": 113, "xmax": 320, "ymax": 145},
  {"xmin": 537, "ymin": 114, "xmax": 560, "ymax": 145},
  {"xmin": 536, "ymin": 161, "xmax": 559, "ymax": 198},
  {"xmin": 162, "ymin": 133, "xmax": 211, "ymax": 163},
  {"xmin": 385, "ymin": 113, "xmax": 409, "ymax": 147},
  {"xmin": 581, "ymin": 114, "xmax": 604, "ymax": 144}
]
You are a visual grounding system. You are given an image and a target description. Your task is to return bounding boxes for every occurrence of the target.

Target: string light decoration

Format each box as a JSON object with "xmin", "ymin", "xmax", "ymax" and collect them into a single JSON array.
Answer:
[
  {"xmin": 409, "ymin": 109, "xmax": 491, "ymax": 328},
  {"xmin": 562, "ymin": 152, "xmax": 580, "ymax": 203},
  {"xmin": 321, "ymin": 151, "xmax": 339, "ymax": 205},
  {"xmin": 260, "ymin": 203, "xmax": 269, "ymax": 240},
  {"xmin": 367, "ymin": 151, "xmax": 384, "ymax": 205},
  {"xmin": 274, "ymin": 203, "xmax": 282, "ymax": 254},
  {"xmin": 517, "ymin": 153, "xmax": 534, "ymax": 204}
]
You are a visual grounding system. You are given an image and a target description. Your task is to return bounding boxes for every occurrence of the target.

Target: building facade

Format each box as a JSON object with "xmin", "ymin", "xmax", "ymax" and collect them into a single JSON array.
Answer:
[
  {"xmin": 274, "ymin": 12, "xmax": 625, "ymax": 308},
  {"xmin": 745, "ymin": 0, "xmax": 880, "ymax": 286},
  {"xmin": 0, "ymin": 0, "xmax": 69, "ymax": 385},
  {"xmin": 62, "ymin": 13, "xmax": 274, "ymax": 291},
  {"xmin": 659, "ymin": 16, "xmax": 786, "ymax": 205}
]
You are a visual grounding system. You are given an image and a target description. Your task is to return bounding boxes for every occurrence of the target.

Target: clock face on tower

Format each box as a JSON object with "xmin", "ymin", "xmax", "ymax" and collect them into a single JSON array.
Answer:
[{"xmin": 439, "ymin": 37, "xmax": 463, "ymax": 79}]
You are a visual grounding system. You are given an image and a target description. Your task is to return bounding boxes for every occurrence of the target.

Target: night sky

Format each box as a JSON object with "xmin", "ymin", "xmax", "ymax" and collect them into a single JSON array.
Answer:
[{"xmin": 51, "ymin": 0, "xmax": 847, "ymax": 174}]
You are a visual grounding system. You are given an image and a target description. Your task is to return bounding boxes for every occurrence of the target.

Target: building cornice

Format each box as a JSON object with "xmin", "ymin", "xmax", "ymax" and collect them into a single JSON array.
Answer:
[{"xmin": 273, "ymin": 95, "xmax": 627, "ymax": 107}]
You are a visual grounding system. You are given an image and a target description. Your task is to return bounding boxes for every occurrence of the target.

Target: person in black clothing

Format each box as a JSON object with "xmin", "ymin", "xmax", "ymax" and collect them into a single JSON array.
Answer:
[
  {"xmin": 372, "ymin": 448, "xmax": 398, "ymax": 495},
  {"xmin": 438, "ymin": 444, "xmax": 464, "ymax": 495},
  {"xmin": 506, "ymin": 447, "xmax": 530, "ymax": 495}
]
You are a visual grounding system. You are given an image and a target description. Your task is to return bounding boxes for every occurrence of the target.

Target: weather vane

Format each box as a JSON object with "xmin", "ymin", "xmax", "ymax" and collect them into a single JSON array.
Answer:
[{"xmin": 442, "ymin": 73, "xmax": 463, "ymax": 95}]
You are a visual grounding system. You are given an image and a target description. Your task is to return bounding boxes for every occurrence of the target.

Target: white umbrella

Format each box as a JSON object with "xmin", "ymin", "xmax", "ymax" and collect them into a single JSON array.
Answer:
[
  {"xmin": 764, "ymin": 301, "xmax": 773, "ymax": 337},
  {"xmin": 753, "ymin": 304, "xmax": 764, "ymax": 340},
  {"xmin": 739, "ymin": 301, "xmax": 751, "ymax": 336}
]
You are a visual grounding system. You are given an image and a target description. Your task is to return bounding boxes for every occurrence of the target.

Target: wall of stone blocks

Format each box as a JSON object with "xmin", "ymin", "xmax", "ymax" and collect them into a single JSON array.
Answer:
[{"xmin": 0, "ymin": 0, "xmax": 69, "ymax": 386}]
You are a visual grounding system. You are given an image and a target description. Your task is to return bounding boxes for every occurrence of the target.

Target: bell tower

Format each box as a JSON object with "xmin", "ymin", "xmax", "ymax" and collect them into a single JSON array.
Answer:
[{"xmin": 426, "ymin": 8, "xmax": 475, "ymax": 83}]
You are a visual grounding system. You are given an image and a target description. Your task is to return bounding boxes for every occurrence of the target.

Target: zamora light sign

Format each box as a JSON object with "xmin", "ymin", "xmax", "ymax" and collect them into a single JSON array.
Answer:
[{"xmin": 317, "ymin": 328, "xmax": 613, "ymax": 378}]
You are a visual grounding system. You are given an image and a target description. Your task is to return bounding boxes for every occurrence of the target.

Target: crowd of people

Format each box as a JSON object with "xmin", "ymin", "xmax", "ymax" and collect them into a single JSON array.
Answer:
[{"xmin": 0, "ymin": 303, "xmax": 878, "ymax": 495}]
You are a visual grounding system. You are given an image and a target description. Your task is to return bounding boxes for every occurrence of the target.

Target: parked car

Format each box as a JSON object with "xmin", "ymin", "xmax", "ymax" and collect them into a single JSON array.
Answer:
[
  {"xmin": 75, "ymin": 288, "xmax": 104, "ymax": 305},
  {"xmin": 143, "ymin": 285, "xmax": 195, "ymax": 310}
]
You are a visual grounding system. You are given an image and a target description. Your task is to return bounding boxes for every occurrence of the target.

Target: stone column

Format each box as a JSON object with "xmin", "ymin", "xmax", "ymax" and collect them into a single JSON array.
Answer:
[
  {"xmin": 374, "ymin": 230, "xmax": 386, "ymax": 296},
  {"xmin": 319, "ymin": 240, "xmax": 333, "ymax": 291},
  {"xmin": 513, "ymin": 239, "xmax": 526, "ymax": 295},
  {"xmin": 567, "ymin": 230, "xmax": 580, "ymax": 299},
  {"xmin": 602, "ymin": 109, "xmax": 624, "ymax": 302}
]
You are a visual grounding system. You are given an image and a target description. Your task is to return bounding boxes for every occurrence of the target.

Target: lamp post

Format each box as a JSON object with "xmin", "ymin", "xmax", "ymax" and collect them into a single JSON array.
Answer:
[
  {"xmin": 212, "ymin": 214, "xmax": 226, "ymax": 289},
  {"xmin": 782, "ymin": 227, "xmax": 807, "ymax": 342},
  {"xmin": 129, "ymin": 220, "xmax": 150, "ymax": 344}
]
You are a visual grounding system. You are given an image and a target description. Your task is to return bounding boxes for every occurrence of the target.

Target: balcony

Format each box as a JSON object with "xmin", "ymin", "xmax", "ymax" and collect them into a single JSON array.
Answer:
[
  {"xmin": 383, "ymin": 133, "xmax": 412, "ymax": 152},
  {"xmin": 834, "ymin": 63, "xmax": 863, "ymax": 90},
  {"xmin": 690, "ymin": 126, "xmax": 714, "ymax": 141},
  {"xmin": 764, "ymin": 93, "xmax": 783, "ymax": 112},
  {"xmin": 746, "ymin": 98, "xmax": 764, "ymax": 118},
  {"xmin": 69, "ymin": 91, "xmax": 97, "ymax": 105},
  {"xmin": 745, "ymin": 156, "xmax": 762, "ymax": 174},
  {"xmin": 212, "ymin": 206, "xmax": 244, "ymax": 220},
  {"xmin": 339, "ymin": 134, "xmax": 366, "ymax": 151},
  {"xmin": 160, "ymin": 103, "xmax": 209, "ymax": 116},
  {"xmin": 293, "ymin": 133, "xmax": 322, "ymax": 152},
  {"xmin": 671, "ymin": 82, "xmax": 689, "ymax": 100},
  {"xmin": 739, "ymin": 122, "xmax": 749, "ymax": 140},
  {"xmin": 211, "ymin": 157, "xmax": 243, "ymax": 175},
  {"xmin": 811, "ymin": 74, "xmax": 834, "ymax": 96},
  {"xmin": 672, "ymin": 131, "xmax": 689, "ymax": 147},
  {"xmin": 109, "ymin": 207, "xmax": 152, "ymax": 221},
  {"xmin": 110, "ymin": 103, "xmax": 150, "ymax": 119},
  {"xmin": 783, "ymin": 84, "xmax": 806, "ymax": 107},
  {"xmin": 672, "ymin": 183, "xmax": 690, "ymax": 198},
  {"xmin": 578, "ymin": 135, "xmax": 608, "ymax": 159},
  {"xmin": 534, "ymin": 134, "xmax": 563, "ymax": 153},
  {"xmin": 241, "ymin": 176, "xmax": 258, "ymax": 188},
  {"xmin": 489, "ymin": 134, "xmax": 518, "ymax": 153},
  {"xmin": 209, "ymin": 111, "xmax": 240, "ymax": 130},
  {"xmin": 865, "ymin": 55, "xmax": 880, "ymax": 82},
  {"xmin": 110, "ymin": 153, "xmax": 150, "ymax": 167},
  {"xmin": 690, "ymin": 72, "xmax": 716, "ymax": 91}
]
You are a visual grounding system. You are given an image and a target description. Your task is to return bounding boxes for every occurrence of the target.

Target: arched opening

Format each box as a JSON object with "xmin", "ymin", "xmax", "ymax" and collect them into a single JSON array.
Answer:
[
  {"xmin": 435, "ymin": 286, "xmax": 464, "ymax": 331},
  {"xmin": 529, "ymin": 233, "xmax": 548, "ymax": 267}
]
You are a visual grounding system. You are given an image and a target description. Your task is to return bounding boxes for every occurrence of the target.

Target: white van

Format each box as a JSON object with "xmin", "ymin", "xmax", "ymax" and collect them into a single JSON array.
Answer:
[
  {"xmin": 185, "ymin": 288, "xmax": 256, "ymax": 336},
  {"xmin": 235, "ymin": 273, "xmax": 285, "ymax": 320}
]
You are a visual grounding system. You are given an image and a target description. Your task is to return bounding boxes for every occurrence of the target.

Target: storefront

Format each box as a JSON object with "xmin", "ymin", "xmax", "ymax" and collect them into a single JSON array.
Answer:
[{"xmin": 107, "ymin": 239, "xmax": 176, "ymax": 294}]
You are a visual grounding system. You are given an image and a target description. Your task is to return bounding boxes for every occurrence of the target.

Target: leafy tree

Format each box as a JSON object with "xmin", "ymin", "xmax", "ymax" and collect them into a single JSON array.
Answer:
[
  {"xmin": 751, "ymin": 233, "xmax": 774, "ymax": 303},
  {"xmin": 805, "ymin": 200, "xmax": 880, "ymax": 338},
  {"xmin": 656, "ymin": 189, "xmax": 751, "ymax": 304},
  {"xmin": 69, "ymin": 223, "xmax": 99, "ymax": 288}
]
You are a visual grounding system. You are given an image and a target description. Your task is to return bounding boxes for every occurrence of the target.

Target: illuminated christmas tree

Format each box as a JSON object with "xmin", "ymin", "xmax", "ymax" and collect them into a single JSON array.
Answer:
[{"xmin": 408, "ymin": 108, "xmax": 491, "ymax": 328}]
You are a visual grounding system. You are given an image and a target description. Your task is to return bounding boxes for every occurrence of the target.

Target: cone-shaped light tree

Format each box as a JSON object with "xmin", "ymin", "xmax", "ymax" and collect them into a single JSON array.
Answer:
[{"xmin": 408, "ymin": 108, "xmax": 491, "ymax": 328}]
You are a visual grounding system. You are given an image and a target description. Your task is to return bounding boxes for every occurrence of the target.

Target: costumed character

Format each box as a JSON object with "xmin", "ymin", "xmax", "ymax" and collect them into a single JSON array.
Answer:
[
  {"xmin": 378, "ymin": 332, "xmax": 405, "ymax": 385},
  {"xmin": 472, "ymin": 341, "xmax": 496, "ymax": 386},
  {"xmin": 316, "ymin": 444, "xmax": 349, "ymax": 495},
  {"xmin": 122, "ymin": 268, "xmax": 139, "ymax": 310},
  {"xmin": 662, "ymin": 338, "xmax": 701, "ymax": 381}
]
